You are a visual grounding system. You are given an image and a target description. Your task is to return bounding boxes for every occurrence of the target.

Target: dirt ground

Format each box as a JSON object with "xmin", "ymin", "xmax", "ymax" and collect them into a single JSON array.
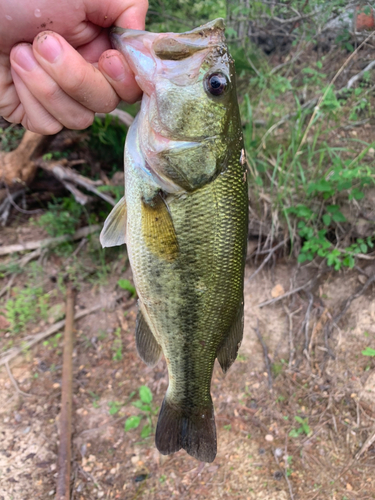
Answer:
[{"xmin": 1, "ymin": 232, "xmax": 375, "ymax": 500}]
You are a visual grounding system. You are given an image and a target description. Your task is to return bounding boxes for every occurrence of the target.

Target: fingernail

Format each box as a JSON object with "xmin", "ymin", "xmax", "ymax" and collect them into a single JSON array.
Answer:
[
  {"xmin": 101, "ymin": 54, "xmax": 126, "ymax": 81},
  {"xmin": 35, "ymin": 33, "xmax": 62, "ymax": 63},
  {"xmin": 12, "ymin": 44, "xmax": 37, "ymax": 71}
]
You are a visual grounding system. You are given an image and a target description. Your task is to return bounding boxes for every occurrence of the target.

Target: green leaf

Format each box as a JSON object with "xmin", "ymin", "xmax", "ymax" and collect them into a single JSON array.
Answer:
[
  {"xmin": 108, "ymin": 401, "xmax": 122, "ymax": 415},
  {"xmin": 255, "ymin": 176, "xmax": 263, "ymax": 186},
  {"xmin": 139, "ymin": 385, "xmax": 153, "ymax": 404},
  {"xmin": 322, "ymin": 214, "xmax": 331, "ymax": 226},
  {"xmin": 297, "ymin": 253, "xmax": 308, "ymax": 264},
  {"xmin": 140, "ymin": 423, "xmax": 152, "ymax": 438},
  {"xmin": 124, "ymin": 415, "xmax": 142, "ymax": 431},
  {"xmin": 117, "ymin": 279, "xmax": 137, "ymax": 297},
  {"xmin": 332, "ymin": 212, "xmax": 346, "ymax": 223},
  {"xmin": 362, "ymin": 347, "xmax": 375, "ymax": 357},
  {"xmin": 289, "ymin": 429, "xmax": 302, "ymax": 438},
  {"xmin": 132, "ymin": 401, "xmax": 151, "ymax": 412}
]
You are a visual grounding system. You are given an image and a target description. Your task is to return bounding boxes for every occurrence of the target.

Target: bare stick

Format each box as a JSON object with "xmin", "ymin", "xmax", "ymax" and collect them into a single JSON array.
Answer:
[
  {"xmin": 5, "ymin": 361, "xmax": 31, "ymax": 397},
  {"xmin": 355, "ymin": 427, "xmax": 375, "ymax": 460},
  {"xmin": 56, "ymin": 285, "xmax": 75, "ymax": 500},
  {"xmin": 258, "ymin": 280, "xmax": 313, "ymax": 309},
  {"xmin": 253, "ymin": 320, "xmax": 273, "ymax": 390},
  {"xmin": 0, "ymin": 224, "xmax": 100, "ymax": 256},
  {"xmin": 39, "ymin": 162, "xmax": 116, "ymax": 207},
  {"xmin": 347, "ymin": 60, "xmax": 375, "ymax": 89},
  {"xmin": 0, "ymin": 303, "xmax": 102, "ymax": 367},
  {"xmin": 247, "ymin": 239, "xmax": 287, "ymax": 282}
]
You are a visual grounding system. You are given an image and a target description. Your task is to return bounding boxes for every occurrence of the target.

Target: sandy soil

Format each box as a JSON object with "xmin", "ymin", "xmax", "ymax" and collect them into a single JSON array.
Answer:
[{"xmin": 1, "ymin": 248, "xmax": 375, "ymax": 500}]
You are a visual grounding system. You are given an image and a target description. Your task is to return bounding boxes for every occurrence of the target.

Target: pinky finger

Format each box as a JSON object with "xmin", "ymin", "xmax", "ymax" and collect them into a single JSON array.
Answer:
[{"xmin": 10, "ymin": 69, "xmax": 63, "ymax": 135}]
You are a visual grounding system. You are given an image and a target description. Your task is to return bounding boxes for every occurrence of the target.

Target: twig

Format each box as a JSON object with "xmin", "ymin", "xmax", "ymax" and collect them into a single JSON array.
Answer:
[
  {"xmin": 0, "ymin": 189, "xmax": 24, "ymax": 226},
  {"xmin": 56, "ymin": 285, "xmax": 75, "ymax": 500},
  {"xmin": 0, "ymin": 274, "xmax": 15, "ymax": 299},
  {"xmin": 355, "ymin": 427, "xmax": 375, "ymax": 460},
  {"xmin": 247, "ymin": 239, "xmax": 287, "ymax": 282},
  {"xmin": 347, "ymin": 60, "xmax": 375, "ymax": 89},
  {"xmin": 5, "ymin": 361, "xmax": 32, "ymax": 397},
  {"xmin": 253, "ymin": 320, "xmax": 273, "ymax": 390},
  {"xmin": 0, "ymin": 303, "xmax": 102, "ymax": 367},
  {"xmin": 5, "ymin": 184, "xmax": 42, "ymax": 215},
  {"xmin": 96, "ymin": 108, "xmax": 134, "ymax": 128},
  {"xmin": 258, "ymin": 279, "xmax": 314, "ymax": 309},
  {"xmin": 303, "ymin": 292, "xmax": 314, "ymax": 352},
  {"xmin": 273, "ymin": 445, "xmax": 295, "ymax": 500},
  {"xmin": 0, "ymin": 224, "xmax": 100, "ymax": 256}
]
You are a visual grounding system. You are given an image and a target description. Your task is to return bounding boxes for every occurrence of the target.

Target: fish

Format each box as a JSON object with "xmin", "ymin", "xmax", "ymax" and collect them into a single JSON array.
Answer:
[{"xmin": 100, "ymin": 18, "xmax": 248, "ymax": 463}]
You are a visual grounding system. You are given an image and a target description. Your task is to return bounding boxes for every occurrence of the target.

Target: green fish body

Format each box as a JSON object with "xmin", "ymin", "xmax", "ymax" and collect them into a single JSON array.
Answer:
[{"xmin": 101, "ymin": 19, "xmax": 248, "ymax": 462}]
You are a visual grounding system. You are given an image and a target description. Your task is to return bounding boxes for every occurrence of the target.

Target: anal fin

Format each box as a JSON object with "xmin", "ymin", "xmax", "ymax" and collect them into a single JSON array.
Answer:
[
  {"xmin": 136, "ymin": 304, "xmax": 162, "ymax": 366},
  {"xmin": 100, "ymin": 196, "xmax": 127, "ymax": 248},
  {"xmin": 217, "ymin": 301, "xmax": 244, "ymax": 373}
]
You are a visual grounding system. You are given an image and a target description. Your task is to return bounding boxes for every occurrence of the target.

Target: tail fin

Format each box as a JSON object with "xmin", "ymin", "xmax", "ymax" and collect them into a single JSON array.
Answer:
[{"xmin": 155, "ymin": 397, "xmax": 217, "ymax": 462}]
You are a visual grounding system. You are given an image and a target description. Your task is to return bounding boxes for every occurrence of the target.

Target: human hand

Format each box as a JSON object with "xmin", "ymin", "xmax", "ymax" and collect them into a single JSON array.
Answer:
[{"xmin": 0, "ymin": 0, "xmax": 148, "ymax": 134}]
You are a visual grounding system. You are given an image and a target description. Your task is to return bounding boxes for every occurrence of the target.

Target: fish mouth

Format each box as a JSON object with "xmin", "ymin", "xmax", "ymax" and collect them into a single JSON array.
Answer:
[{"xmin": 110, "ymin": 19, "xmax": 226, "ymax": 95}]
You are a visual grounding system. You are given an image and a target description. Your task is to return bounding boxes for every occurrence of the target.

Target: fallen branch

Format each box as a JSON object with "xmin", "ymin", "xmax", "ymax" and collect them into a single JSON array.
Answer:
[
  {"xmin": 56, "ymin": 285, "xmax": 75, "ymax": 500},
  {"xmin": 0, "ymin": 224, "xmax": 100, "ymax": 256},
  {"xmin": 39, "ymin": 162, "xmax": 116, "ymax": 207},
  {"xmin": 0, "ymin": 303, "xmax": 102, "ymax": 367}
]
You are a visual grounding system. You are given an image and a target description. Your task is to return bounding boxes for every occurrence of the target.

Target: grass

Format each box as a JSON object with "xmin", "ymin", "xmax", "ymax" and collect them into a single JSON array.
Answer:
[{"xmin": 240, "ymin": 40, "xmax": 375, "ymax": 269}]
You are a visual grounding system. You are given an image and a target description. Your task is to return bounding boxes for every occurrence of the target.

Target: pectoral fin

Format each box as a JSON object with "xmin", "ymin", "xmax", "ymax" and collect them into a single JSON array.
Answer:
[
  {"xmin": 141, "ymin": 194, "xmax": 179, "ymax": 261},
  {"xmin": 136, "ymin": 304, "xmax": 162, "ymax": 366},
  {"xmin": 217, "ymin": 302, "xmax": 244, "ymax": 373},
  {"xmin": 100, "ymin": 197, "xmax": 127, "ymax": 248}
]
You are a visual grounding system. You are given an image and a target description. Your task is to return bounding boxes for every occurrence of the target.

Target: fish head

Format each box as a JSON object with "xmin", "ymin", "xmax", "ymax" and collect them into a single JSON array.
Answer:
[{"xmin": 111, "ymin": 19, "xmax": 242, "ymax": 192}]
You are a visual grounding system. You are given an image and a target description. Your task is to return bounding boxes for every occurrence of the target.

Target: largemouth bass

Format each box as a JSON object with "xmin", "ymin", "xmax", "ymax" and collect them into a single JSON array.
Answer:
[{"xmin": 100, "ymin": 19, "xmax": 248, "ymax": 463}]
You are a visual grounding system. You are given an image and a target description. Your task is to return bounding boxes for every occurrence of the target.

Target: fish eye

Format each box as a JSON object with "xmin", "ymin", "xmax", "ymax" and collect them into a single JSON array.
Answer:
[{"xmin": 205, "ymin": 72, "xmax": 228, "ymax": 96}]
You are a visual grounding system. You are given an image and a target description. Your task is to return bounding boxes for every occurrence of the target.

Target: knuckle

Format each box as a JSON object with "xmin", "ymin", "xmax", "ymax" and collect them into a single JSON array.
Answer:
[
  {"xmin": 65, "ymin": 67, "xmax": 88, "ymax": 96},
  {"xmin": 67, "ymin": 111, "xmax": 94, "ymax": 131},
  {"xmin": 25, "ymin": 115, "xmax": 63, "ymax": 135},
  {"xmin": 43, "ymin": 82, "xmax": 63, "ymax": 105}
]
